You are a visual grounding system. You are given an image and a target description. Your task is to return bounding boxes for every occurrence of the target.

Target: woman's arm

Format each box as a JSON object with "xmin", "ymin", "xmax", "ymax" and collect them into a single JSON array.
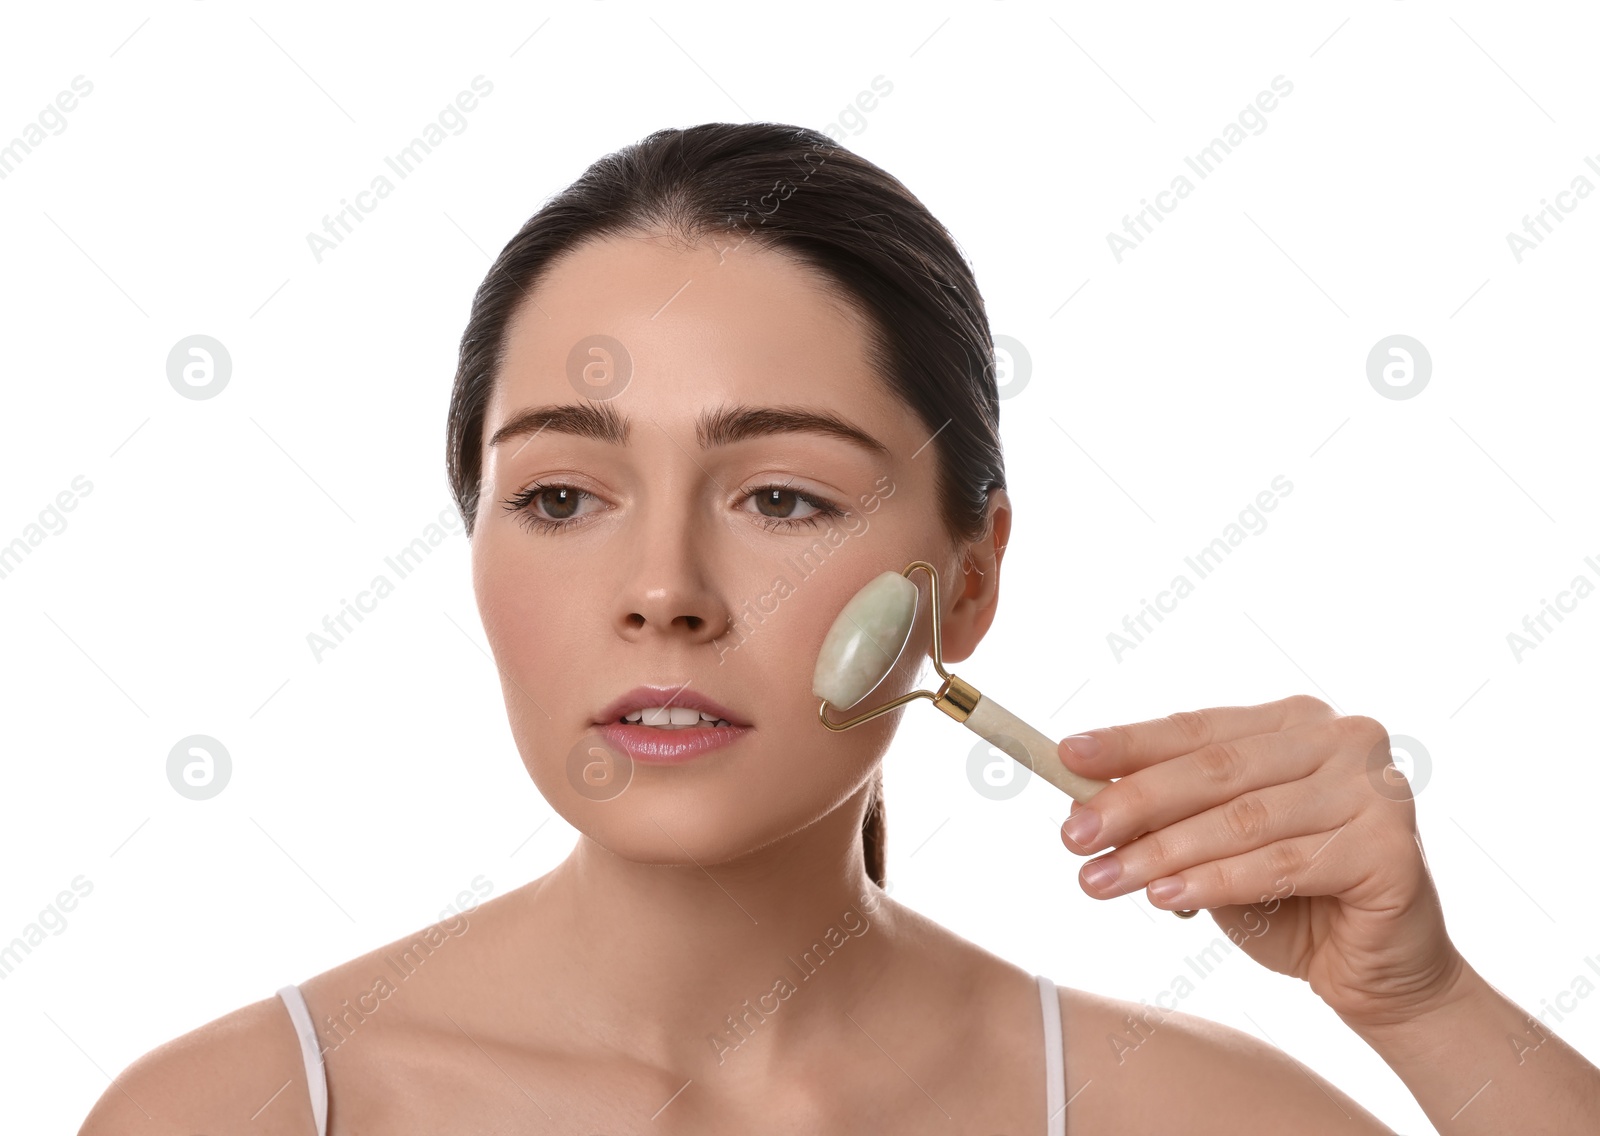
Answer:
[{"xmin": 1340, "ymin": 957, "xmax": 1600, "ymax": 1134}]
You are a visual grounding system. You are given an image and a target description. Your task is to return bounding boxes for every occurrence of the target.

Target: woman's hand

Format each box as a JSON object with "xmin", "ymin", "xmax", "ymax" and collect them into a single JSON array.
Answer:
[{"xmin": 1057, "ymin": 694, "xmax": 1466, "ymax": 1030}]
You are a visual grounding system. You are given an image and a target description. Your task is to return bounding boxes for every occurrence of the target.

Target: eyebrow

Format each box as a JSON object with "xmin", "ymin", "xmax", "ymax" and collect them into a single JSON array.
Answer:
[{"xmin": 487, "ymin": 401, "xmax": 892, "ymax": 458}]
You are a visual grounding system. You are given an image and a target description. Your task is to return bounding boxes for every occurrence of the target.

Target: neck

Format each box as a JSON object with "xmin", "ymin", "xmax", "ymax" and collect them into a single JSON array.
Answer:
[{"xmin": 513, "ymin": 780, "xmax": 906, "ymax": 1079}]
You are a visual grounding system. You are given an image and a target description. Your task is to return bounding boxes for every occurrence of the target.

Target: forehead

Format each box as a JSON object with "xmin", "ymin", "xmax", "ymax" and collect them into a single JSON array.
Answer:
[{"xmin": 488, "ymin": 232, "xmax": 911, "ymax": 439}]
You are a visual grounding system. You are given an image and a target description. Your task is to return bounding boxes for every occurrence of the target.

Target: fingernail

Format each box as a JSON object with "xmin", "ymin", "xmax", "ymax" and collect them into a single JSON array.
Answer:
[
  {"xmin": 1062, "ymin": 808, "xmax": 1101, "ymax": 848},
  {"xmin": 1082, "ymin": 856, "xmax": 1121, "ymax": 891},
  {"xmin": 1063, "ymin": 733, "xmax": 1101, "ymax": 761},
  {"xmin": 1148, "ymin": 877, "xmax": 1185, "ymax": 902}
]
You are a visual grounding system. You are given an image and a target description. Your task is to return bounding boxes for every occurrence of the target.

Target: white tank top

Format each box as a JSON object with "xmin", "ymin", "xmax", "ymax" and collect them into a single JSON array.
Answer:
[{"xmin": 277, "ymin": 975, "xmax": 1067, "ymax": 1135}]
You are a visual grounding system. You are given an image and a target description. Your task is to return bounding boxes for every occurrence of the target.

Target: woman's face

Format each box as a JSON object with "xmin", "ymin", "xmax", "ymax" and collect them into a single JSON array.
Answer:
[{"xmin": 471, "ymin": 231, "xmax": 1004, "ymax": 868}]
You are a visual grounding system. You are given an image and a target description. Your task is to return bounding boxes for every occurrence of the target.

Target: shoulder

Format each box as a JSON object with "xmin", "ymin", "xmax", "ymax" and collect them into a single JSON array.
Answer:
[
  {"xmin": 77, "ymin": 992, "xmax": 316, "ymax": 1135},
  {"xmin": 1054, "ymin": 984, "xmax": 1396, "ymax": 1135},
  {"xmin": 75, "ymin": 885, "xmax": 512, "ymax": 1136}
]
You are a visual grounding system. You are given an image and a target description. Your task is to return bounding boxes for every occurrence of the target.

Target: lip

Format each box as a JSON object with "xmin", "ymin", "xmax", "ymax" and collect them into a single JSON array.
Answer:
[
  {"xmin": 592, "ymin": 685, "xmax": 751, "ymax": 729},
  {"xmin": 595, "ymin": 720, "xmax": 753, "ymax": 764}
]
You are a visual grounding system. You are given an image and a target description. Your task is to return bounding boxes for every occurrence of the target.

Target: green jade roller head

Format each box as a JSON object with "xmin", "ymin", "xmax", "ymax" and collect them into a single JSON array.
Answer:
[{"xmin": 813, "ymin": 560, "xmax": 1199, "ymax": 919}]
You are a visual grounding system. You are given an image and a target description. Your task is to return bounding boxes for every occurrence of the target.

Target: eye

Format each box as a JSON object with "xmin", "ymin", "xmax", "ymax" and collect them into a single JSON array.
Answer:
[
  {"xmin": 500, "ymin": 482, "xmax": 601, "ymax": 533},
  {"xmin": 499, "ymin": 480, "xmax": 847, "ymax": 534},
  {"xmin": 743, "ymin": 484, "xmax": 845, "ymax": 531}
]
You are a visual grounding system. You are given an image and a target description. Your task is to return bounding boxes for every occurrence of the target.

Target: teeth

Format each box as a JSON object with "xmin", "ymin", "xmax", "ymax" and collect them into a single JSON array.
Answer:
[{"xmin": 620, "ymin": 706, "xmax": 732, "ymax": 728}]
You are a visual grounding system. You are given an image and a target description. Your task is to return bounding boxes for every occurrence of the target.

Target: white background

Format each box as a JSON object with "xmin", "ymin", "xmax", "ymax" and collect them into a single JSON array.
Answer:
[{"xmin": 3, "ymin": 3, "xmax": 1597, "ymax": 1132}]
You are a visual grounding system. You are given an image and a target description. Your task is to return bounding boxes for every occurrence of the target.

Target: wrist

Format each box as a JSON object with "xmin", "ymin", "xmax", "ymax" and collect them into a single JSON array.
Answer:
[{"xmin": 1338, "ymin": 952, "xmax": 1481, "ymax": 1056}]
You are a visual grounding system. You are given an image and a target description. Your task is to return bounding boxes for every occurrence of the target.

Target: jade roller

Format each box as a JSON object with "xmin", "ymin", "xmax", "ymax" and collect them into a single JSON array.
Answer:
[{"xmin": 814, "ymin": 560, "xmax": 1199, "ymax": 919}]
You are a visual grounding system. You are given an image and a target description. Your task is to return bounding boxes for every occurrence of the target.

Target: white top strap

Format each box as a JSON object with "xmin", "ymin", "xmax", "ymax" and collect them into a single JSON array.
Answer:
[
  {"xmin": 1036, "ymin": 974, "xmax": 1066, "ymax": 1136},
  {"xmin": 274, "ymin": 976, "xmax": 1058, "ymax": 1136},
  {"xmin": 275, "ymin": 984, "xmax": 328, "ymax": 1136}
]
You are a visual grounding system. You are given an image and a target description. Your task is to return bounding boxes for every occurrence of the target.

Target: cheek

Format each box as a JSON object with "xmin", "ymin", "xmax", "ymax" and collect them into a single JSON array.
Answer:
[
  {"xmin": 474, "ymin": 530, "xmax": 566, "ymax": 631},
  {"xmin": 470, "ymin": 537, "xmax": 585, "ymax": 729}
]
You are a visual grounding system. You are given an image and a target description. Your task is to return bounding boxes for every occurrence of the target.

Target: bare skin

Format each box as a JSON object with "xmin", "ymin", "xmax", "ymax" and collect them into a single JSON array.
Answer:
[
  {"xmin": 79, "ymin": 233, "xmax": 1397, "ymax": 1135},
  {"xmin": 76, "ymin": 887, "xmax": 1392, "ymax": 1135}
]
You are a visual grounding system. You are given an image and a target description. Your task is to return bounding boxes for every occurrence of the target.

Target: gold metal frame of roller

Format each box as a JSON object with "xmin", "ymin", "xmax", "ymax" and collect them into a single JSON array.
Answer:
[{"xmin": 817, "ymin": 560, "xmax": 1200, "ymax": 920}]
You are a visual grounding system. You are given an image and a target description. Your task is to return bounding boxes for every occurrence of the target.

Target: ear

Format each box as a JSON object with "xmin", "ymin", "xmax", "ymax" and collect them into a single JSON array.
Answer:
[{"xmin": 934, "ymin": 488, "xmax": 1012, "ymax": 665}]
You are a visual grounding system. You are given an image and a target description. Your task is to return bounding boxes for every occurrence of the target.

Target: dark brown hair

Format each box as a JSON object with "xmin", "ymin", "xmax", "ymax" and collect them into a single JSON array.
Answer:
[{"xmin": 446, "ymin": 122, "xmax": 1006, "ymax": 889}]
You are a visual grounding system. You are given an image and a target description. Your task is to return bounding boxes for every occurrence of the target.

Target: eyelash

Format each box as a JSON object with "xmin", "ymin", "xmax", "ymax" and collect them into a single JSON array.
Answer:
[{"xmin": 500, "ymin": 480, "xmax": 847, "ymax": 535}]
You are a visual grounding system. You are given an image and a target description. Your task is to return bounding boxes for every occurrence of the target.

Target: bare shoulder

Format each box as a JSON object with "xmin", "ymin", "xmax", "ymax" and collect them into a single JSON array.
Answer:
[
  {"xmin": 1055, "ymin": 984, "xmax": 1396, "ymax": 1135},
  {"xmin": 77, "ymin": 993, "xmax": 315, "ymax": 1136},
  {"xmin": 77, "ymin": 880, "xmax": 509, "ymax": 1135}
]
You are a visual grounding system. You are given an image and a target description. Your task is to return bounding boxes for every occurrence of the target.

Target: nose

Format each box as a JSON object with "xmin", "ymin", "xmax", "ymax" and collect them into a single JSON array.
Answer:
[{"xmin": 614, "ymin": 510, "xmax": 733, "ymax": 649}]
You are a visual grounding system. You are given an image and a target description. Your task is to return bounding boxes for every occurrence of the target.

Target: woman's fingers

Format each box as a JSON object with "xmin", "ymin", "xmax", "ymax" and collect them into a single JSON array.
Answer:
[
  {"xmin": 1138, "ymin": 825, "xmax": 1368, "ymax": 913},
  {"xmin": 1071, "ymin": 774, "xmax": 1359, "ymax": 902},
  {"xmin": 1059, "ymin": 693, "xmax": 1336, "ymax": 778},
  {"xmin": 1060, "ymin": 718, "xmax": 1337, "ymax": 856}
]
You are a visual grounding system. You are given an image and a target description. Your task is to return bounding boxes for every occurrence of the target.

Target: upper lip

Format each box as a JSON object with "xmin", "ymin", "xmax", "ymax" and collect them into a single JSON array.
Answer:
[{"xmin": 594, "ymin": 685, "xmax": 751, "ymax": 728}]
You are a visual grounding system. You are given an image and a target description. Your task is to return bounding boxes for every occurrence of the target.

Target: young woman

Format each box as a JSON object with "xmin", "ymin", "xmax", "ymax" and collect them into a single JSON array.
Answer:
[{"xmin": 81, "ymin": 123, "xmax": 1599, "ymax": 1135}]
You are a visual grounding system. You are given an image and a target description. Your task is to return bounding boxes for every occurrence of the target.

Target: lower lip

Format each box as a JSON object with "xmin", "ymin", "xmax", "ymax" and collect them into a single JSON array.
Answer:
[{"xmin": 595, "ymin": 721, "xmax": 752, "ymax": 763}]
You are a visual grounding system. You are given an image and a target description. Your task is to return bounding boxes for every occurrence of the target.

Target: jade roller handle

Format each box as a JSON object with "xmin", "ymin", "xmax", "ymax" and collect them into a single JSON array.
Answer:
[{"xmin": 936, "ymin": 677, "xmax": 1110, "ymax": 803}]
